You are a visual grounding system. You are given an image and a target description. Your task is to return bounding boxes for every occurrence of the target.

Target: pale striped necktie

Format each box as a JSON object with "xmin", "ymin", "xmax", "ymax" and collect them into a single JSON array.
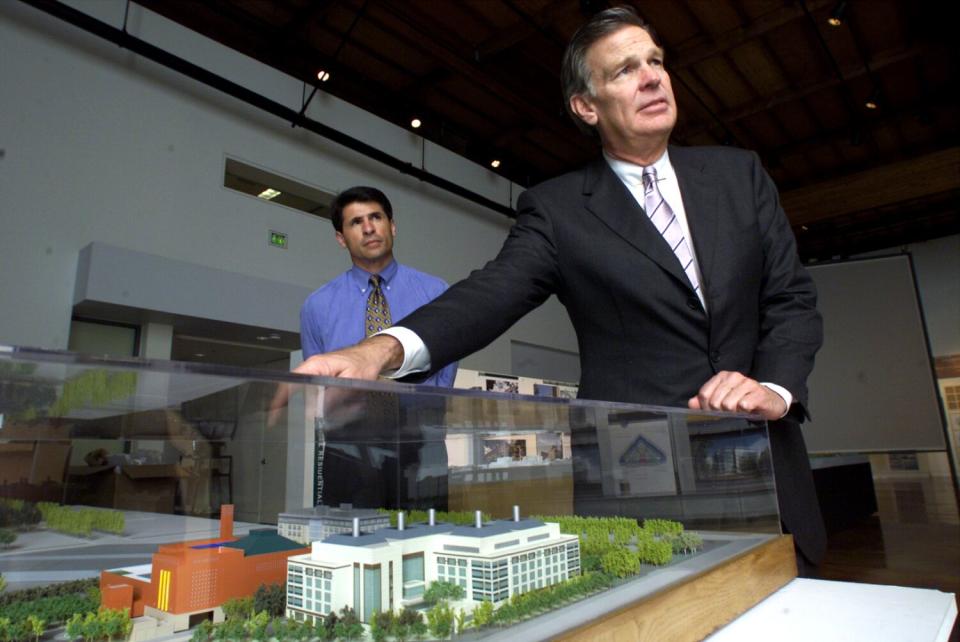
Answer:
[{"xmin": 642, "ymin": 167, "xmax": 701, "ymax": 297}]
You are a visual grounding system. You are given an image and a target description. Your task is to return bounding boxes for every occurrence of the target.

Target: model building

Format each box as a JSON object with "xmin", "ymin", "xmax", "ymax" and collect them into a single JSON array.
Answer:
[
  {"xmin": 285, "ymin": 507, "xmax": 580, "ymax": 625},
  {"xmin": 99, "ymin": 505, "xmax": 309, "ymax": 633},
  {"xmin": 277, "ymin": 504, "xmax": 390, "ymax": 545}
]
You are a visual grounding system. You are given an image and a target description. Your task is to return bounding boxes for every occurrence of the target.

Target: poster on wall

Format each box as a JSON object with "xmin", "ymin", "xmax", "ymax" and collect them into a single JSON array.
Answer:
[
  {"xmin": 597, "ymin": 417, "xmax": 677, "ymax": 497},
  {"xmin": 480, "ymin": 373, "xmax": 520, "ymax": 394}
]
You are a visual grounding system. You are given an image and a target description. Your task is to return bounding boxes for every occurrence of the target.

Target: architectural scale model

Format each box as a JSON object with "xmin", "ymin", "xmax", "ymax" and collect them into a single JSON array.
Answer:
[
  {"xmin": 285, "ymin": 506, "xmax": 581, "ymax": 625},
  {"xmin": 99, "ymin": 505, "xmax": 309, "ymax": 634},
  {"xmin": 277, "ymin": 504, "xmax": 390, "ymax": 545}
]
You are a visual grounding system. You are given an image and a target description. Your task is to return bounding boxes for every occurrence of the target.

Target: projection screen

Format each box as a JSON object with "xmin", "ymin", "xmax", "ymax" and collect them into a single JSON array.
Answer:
[{"xmin": 801, "ymin": 255, "xmax": 945, "ymax": 453}]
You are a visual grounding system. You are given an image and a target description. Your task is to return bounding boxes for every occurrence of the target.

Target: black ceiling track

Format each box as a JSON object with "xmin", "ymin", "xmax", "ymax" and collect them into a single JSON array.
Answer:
[{"xmin": 19, "ymin": 0, "xmax": 517, "ymax": 219}]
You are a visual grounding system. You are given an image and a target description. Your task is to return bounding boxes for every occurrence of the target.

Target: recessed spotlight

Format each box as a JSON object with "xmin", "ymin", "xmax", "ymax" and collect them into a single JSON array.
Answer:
[
  {"xmin": 490, "ymin": 159, "xmax": 501, "ymax": 169},
  {"xmin": 258, "ymin": 188, "xmax": 281, "ymax": 200},
  {"xmin": 801, "ymin": 225, "xmax": 809, "ymax": 231},
  {"xmin": 827, "ymin": 0, "xmax": 846, "ymax": 26},
  {"xmin": 411, "ymin": 118, "xmax": 422, "ymax": 129},
  {"xmin": 865, "ymin": 99, "xmax": 878, "ymax": 110},
  {"xmin": 316, "ymin": 70, "xmax": 331, "ymax": 82},
  {"xmin": 194, "ymin": 353, "xmax": 205, "ymax": 358}
]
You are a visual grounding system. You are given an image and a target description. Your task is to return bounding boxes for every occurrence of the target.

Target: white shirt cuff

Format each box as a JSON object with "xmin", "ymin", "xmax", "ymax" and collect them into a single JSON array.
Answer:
[
  {"xmin": 761, "ymin": 382, "xmax": 793, "ymax": 419},
  {"xmin": 375, "ymin": 326, "xmax": 432, "ymax": 378}
]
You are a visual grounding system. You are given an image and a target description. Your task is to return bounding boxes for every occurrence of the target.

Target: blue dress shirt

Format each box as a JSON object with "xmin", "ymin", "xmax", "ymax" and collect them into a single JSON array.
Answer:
[{"xmin": 300, "ymin": 260, "xmax": 458, "ymax": 388}]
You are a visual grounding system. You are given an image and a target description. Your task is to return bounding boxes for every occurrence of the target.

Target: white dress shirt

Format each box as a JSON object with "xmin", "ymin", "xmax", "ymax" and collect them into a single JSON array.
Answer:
[{"xmin": 379, "ymin": 150, "xmax": 792, "ymax": 415}]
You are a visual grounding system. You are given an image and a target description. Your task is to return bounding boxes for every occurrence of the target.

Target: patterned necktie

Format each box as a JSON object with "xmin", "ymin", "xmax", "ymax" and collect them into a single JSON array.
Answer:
[
  {"xmin": 365, "ymin": 275, "xmax": 392, "ymax": 337},
  {"xmin": 642, "ymin": 167, "xmax": 701, "ymax": 297}
]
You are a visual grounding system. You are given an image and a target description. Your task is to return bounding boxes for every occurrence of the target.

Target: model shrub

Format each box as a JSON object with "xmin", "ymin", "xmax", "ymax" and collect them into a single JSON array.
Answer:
[
  {"xmin": 643, "ymin": 518, "xmax": 683, "ymax": 536},
  {"xmin": 369, "ymin": 609, "xmax": 394, "ymax": 642},
  {"xmin": 0, "ymin": 616, "xmax": 27, "ymax": 642},
  {"xmin": 426, "ymin": 600, "xmax": 455, "ymax": 639},
  {"xmin": 190, "ymin": 619, "xmax": 214, "ymax": 642},
  {"xmin": 0, "ymin": 499, "xmax": 41, "ymax": 529},
  {"xmin": 61, "ymin": 608, "xmax": 130, "ymax": 642},
  {"xmin": 0, "ymin": 590, "xmax": 99, "ymax": 626},
  {"xmin": 600, "ymin": 548, "xmax": 641, "ymax": 578},
  {"xmin": 332, "ymin": 607, "xmax": 363, "ymax": 641},
  {"xmin": 380, "ymin": 508, "xmax": 491, "ymax": 527},
  {"xmin": 90, "ymin": 510, "xmax": 124, "ymax": 535},
  {"xmin": 221, "ymin": 596, "xmax": 253, "ymax": 621},
  {"xmin": 395, "ymin": 606, "xmax": 427, "ymax": 641},
  {"xmin": 253, "ymin": 583, "xmax": 286, "ymax": 617},
  {"xmin": 667, "ymin": 530, "xmax": 704, "ymax": 554},
  {"xmin": 0, "ymin": 578, "xmax": 98, "ymax": 608},
  {"xmin": 637, "ymin": 538, "xmax": 674, "ymax": 566},
  {"xmin": 243, "ymin": 610, "xmax": 270, "ymax": 641},
  {"xmin": 35, "ymin": 504, "xmax": 124, "ymax": 538},
  {"xmin": 49, "ymin": 370, "xmax": 137, "ymax": 417},
  {"xmin": 491, "ymin": 571, "xmax": 615, "ymax": 626},
  {"xmin": 422, "ymin": 580, "xmax": 465, "ymax": 605},
  {"xmin": 0, "ymin": 530, "xmax": 16, "ymax": 549},
  {"xmin": 213, "ymin": 617, "xmax": 245, "ymax": 641},
  {"xmin": 26, "ymin": 614, "xmax": 45, "ymax": 642}
]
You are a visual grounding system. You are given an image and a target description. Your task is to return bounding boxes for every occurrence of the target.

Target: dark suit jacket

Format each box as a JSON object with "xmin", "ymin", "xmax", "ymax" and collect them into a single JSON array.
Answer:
[{"xmin": 399, "ymin": 145, "xmax": 826, "ymax": 561}]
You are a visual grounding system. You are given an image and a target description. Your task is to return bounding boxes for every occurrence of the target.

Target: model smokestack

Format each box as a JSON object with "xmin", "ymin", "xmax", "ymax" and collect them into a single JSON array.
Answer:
[
  {"xmin": 398, "ymin": 512, "xmax": 405, "ymax": 531},
  {"xmin": 475, "ymin": 510, "xmax": 483, "ymax": 529},
  {"xmin": 352, "ymin": 517, "xmax": 360, "ymax": 538},
  {"xmin": 428, "ymin": 509, "xmax": 436, "ymax": 526},
  {"xmin": 513, "ymin": 505, "xmax": 520, "ymax": 522},
  {"xmin": 220, "ymin": 504, "xmax": 234, "ymax": 540}
]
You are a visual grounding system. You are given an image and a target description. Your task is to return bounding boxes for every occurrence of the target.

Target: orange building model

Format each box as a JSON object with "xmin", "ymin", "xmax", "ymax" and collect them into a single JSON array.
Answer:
[{"xmin": 101, "ymin": 505, "xmax": 309, "ymax": 631}]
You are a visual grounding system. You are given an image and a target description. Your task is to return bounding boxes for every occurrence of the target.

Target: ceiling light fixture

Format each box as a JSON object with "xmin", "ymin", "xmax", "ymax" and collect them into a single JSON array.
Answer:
[
  {"xmin": 411, "ymin": 118, "xmax": 422, "ymax": 129},
  {"xmin": 257, "ymin": 188, "xmax": 281, "ymax": 200},
  {"xmin": 316, "ymin": 70, "xmax": 331, "ymax": 82},
  {"xmin": 864, "ymin": 88, "xmax": 880, "ymax": 110},
  {"xmin": 827, "ymin": 0, "xmax": 847, "ymax": 27},
  {"xmin": 490, "ymin": 159, "xmax": 501, "ymax": 169}
]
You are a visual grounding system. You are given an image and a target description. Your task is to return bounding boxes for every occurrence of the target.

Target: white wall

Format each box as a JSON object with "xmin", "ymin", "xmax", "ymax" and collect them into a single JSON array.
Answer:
[
  {"xmin": 0, "ymin": 1, "xmax": 576, "ymax": 374},
  {"xmin": 906, "ymin": 235, "xmax": 960, "ymax": 358}
]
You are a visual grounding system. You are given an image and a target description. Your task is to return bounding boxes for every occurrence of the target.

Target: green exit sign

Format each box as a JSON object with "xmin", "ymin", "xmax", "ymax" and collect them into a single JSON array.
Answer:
[{"xmin": 269, "ymin": 230, "xmax": 288, "ymax": 249}]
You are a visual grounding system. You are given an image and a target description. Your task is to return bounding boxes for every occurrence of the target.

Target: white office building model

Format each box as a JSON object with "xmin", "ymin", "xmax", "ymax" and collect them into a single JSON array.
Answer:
[
  {"xmin": 286, "ymin": 506, "xmax": 580, "ymax": 624},
  {"xmin": 278, "ymin": 505, "xmax": 391, "ymax": 545}
]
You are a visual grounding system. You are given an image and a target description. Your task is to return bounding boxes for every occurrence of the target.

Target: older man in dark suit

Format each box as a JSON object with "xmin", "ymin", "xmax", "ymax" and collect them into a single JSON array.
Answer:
[{"xmin": 294, "ymin": 6, "xmax": 826, "ymax": 571}]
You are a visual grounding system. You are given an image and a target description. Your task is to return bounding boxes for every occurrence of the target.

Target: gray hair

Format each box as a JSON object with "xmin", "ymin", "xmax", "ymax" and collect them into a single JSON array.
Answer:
[{"xmin": 560, "ymin": 6, "xmax": 661, "ymax": 135}]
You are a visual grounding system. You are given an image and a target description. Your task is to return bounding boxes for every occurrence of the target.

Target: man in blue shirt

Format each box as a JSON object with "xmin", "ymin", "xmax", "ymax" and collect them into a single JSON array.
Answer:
[
  {"xmin": 300, "ymin": 186, "xmax": 456, "ymax": 510},
  {"xmin": 300, "ymin": 186, "xmax": 457, "ymax": 387}
]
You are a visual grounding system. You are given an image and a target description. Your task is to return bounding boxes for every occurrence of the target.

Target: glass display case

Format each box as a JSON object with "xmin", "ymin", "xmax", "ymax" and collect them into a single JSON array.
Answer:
[{"xmin": 0, "ymin": 346, "xmax": 790, "ymax": 641}]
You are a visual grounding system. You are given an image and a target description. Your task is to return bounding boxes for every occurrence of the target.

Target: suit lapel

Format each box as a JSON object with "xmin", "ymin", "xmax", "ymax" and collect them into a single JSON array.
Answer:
[
  {"xmin": 582, "ymin": 158, "xmax": 689, "ymax": 287},
  {"xmin": 670, "ymin": 146, "xmax": 719, "ymax": 301}
]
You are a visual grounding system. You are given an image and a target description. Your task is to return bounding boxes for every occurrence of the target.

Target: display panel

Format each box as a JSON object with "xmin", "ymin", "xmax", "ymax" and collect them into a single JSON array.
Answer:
[{"xmin": 0, "ymin": 346, "xmax": 780, "ymax": 640}]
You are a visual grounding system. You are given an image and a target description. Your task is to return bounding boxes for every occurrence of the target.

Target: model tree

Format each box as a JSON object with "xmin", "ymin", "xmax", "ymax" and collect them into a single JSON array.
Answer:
[
  {"xmin": 422, "ymin": 580, "xmax": 465, "ymax": 605},
  {"xmin": 253, "ymin": 583, "xmax": 285, "ymax": 617},
  {"xmin": 426, "ymin": 600, "xmax": 455, "ymax": 639}
]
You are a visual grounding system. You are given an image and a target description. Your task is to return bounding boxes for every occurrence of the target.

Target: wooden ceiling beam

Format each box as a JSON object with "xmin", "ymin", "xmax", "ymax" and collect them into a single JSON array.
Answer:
[
  {"xmin": 676, "ymin": 45, "xmax": 923, "ymax": 140},
  {"xmin": 474, "ymin": 0, "xmax": 569, "ymax": 61},
  {"xmin": 780, "ymin": 147, "xmax": 960, "ymax": 225},
  {"xmin": 365, "ymin": 2, "xmax": 575, "ymax": 143},
  {"xmin": 667, "ymin": 0, "xmax": 834, "ymax": 71}
]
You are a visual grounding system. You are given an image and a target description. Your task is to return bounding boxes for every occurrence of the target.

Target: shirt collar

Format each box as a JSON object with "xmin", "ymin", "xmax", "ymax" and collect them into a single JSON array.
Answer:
[
  {"xmin": 603, "ymin": 149, "xmax": 673, "ymax": 186},
  {"xmin": 348, "ymin": 259, "xmax": 398, "ymax": 291}
]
